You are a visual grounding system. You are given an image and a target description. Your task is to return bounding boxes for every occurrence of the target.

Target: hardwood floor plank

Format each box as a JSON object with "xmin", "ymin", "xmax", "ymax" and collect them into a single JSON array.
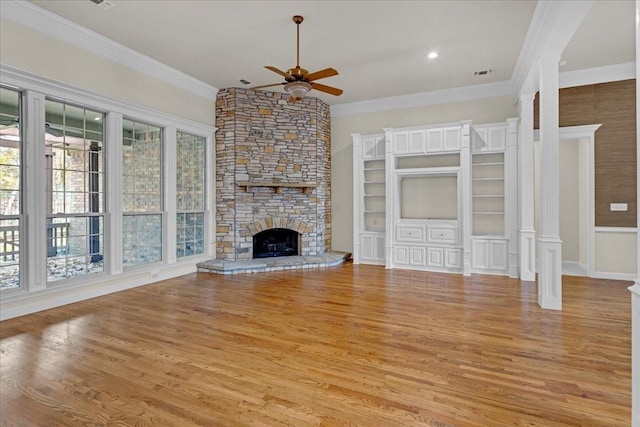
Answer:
[{"xmin": 0, "ymin": 264, "xmax": 631, "ymax": 426}]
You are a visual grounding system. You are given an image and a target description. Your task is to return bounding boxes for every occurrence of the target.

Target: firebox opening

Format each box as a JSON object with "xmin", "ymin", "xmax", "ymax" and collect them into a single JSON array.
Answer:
[{"xmin": 253, "ymin": 228, "xmax": 300, "ymax": 258}]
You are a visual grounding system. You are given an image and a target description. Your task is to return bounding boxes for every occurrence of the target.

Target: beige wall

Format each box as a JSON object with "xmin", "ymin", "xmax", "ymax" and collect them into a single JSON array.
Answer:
[
  {"xmin": 0, "ymin": 19, "xmax": 215, "ymax": 126},
  {"xmin": 595, "ymin": 231, "xmax": 637, "ymax": 275},
  {"xmin": 331, "ymin": 96, "xmax": 518, "ymax": 252}
]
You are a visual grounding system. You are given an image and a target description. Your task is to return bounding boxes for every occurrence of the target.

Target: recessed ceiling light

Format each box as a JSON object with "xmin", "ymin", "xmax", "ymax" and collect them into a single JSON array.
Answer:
[{"xmin": 427, "ymin": 52, "xmax": 438, "ymax": 59}]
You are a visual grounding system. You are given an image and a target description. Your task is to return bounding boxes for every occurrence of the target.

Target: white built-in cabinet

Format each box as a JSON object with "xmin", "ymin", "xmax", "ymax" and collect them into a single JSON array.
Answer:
[
  {"xmin": 352, "ymin": 133, "xmax": 386, "ymax": 265},
  {"xmin": 353, "ymin": 118, "xmax": 519, "ymax": 277}
]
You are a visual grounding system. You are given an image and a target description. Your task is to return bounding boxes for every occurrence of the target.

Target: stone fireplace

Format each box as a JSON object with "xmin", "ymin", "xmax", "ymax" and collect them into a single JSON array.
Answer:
[{"xmin": 215, "ymin": 88, "xmax": 331, "ymax": 261}]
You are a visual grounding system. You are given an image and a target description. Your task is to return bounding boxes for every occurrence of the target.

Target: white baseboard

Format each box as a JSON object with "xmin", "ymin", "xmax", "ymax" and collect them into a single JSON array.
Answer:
[
  {"xmin": 0, "ymin": 261, "xmax": 201, "ymax": 321},
  {"xmin": 562, "ymin": 261, "xmax": 588, "ymax": 277},
  {"xmin": 592, "ymin": 271, "xmax": 637, "ymax": 282}
]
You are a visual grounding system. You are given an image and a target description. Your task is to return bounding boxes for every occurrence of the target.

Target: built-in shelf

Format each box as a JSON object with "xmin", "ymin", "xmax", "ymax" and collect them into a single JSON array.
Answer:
[{"xmin": 238, "ymin": 182, "xmax": 318, "ymax": 194}]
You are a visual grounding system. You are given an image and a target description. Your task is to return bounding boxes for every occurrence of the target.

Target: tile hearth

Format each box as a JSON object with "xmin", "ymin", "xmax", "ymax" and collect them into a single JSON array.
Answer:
[{"xmin": 197, "ymin": 251, "xmax": 351, "ymax": 275}]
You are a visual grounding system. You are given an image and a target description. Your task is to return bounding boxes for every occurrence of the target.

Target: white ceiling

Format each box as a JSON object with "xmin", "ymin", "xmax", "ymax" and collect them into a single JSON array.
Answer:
[{"xmin": 26, "ymin": 0, "xmax": 635, "ymax": 106}]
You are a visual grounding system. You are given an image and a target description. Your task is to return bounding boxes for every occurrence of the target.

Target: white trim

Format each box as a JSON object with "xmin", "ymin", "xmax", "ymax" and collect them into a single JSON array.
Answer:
[
  {"xmin": 0, "ymin": 258, "xmax": 206, "ymax": 321},
  {"xmin": 560, "ymin": 62, "xmax": 635, "ymax": 88},
  {"xmin": 330, "ymin": 81, "xmax": 514, "ymax": 117},
  {"xmin": 511, "ymin": 0, "xmax": 557, "ymax": 94},
  {"xmin": 595, "ymin": 227, "xmax": 638, "ymax": 234},
  {"xmin": 562, "ymin": 261, "xmax": 588, "ymax": 277},
  {"xmin": 0, "ymin": 0, "xmax": 218, "ymax": 100},
  {"xmin": 0, "ymin": 65, "xmax": 216, "ymax": 135},
  {"xmin": 592, "ymin": 271, "xmax": 637, "ymax": 282}
]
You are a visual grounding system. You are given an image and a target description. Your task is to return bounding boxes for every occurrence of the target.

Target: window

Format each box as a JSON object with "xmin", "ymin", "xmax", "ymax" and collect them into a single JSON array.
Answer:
[
  {"xmin": 176, "ymin": 131, "xmax": 205, "ymax": 258},
  {"xmin": 0, "ymin": 87, "xmax": 21, "ymax": 291},
  {"xmin": 45, "ymin": 100, "xmax": 105, "ymax": 282},
  {"xmin": 122, "ymin": 119, "xmax": 163, "ymax": 267}
]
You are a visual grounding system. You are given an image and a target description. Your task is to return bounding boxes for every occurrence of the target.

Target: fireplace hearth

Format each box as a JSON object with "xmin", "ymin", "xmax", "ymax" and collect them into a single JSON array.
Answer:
[{"xmin": 253, "ymin": 228, "xmax": 300, "ymax": 258}]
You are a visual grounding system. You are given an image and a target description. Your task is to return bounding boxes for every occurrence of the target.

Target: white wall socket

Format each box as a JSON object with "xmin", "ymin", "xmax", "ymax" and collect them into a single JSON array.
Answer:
[{"xmin": 610, "ymin": 203, "xmax": 628, "ymax": 211}]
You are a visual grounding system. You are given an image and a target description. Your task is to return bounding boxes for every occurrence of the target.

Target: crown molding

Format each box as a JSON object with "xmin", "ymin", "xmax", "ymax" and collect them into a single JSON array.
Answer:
[
  {"xmin": 0, "ymin": 0, "xmax": 218, "ymax": 101},
  {"xmin": 330, "ymin": 80, "xmax": 515, "ymax": 118},
  {"xmin": 559, "ymin": 62, "xmax": 635, "ymax": 88},
  {"xmin": 0, "ymin": 64, "xmax": 216, "ymax": 134}
]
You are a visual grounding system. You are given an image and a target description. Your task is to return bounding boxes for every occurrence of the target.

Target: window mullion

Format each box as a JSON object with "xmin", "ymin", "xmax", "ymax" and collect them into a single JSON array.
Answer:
[
  {"xmin": 106, "ymin": 112, "xmax": 123, "ymax": 275},
  {"xmin": 24, "ymin": 90, "xmax": 47, "ymax": 292},
  {"xmin": 164, "ymin": 126, "xmax": 177, "ymax": 264}
]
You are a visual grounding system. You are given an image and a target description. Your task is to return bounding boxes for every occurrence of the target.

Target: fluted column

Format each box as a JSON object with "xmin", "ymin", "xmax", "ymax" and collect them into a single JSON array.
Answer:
[{"xmin": 537, "ymin": 52, "xmax": 562, "ymax": 310}]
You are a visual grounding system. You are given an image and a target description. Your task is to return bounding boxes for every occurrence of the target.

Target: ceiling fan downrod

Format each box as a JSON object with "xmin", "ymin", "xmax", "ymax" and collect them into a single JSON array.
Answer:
[{"xmin": 293, "ymin": 15, "xmax": 303, "ymax": 70}]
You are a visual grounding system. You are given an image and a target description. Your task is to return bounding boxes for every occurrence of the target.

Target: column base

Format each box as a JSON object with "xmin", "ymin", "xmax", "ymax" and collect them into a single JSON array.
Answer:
[
  {"xmin": 519, "ymin": 229, "xmax": 536, "ymax": 281},
  {"xmin": 538, "ymin": 236, "xmax": 562, "ymax": 310}
]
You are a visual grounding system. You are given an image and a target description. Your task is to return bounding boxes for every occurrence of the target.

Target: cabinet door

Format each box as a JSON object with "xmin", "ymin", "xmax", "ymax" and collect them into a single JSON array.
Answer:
[
  {"xmin": 426, "ymin": 247, "xmax": 444, "ymax": 267},
  {"xmin": 396, "ymin": 225, "xmax": 425, "ymax": 242},
  {"xmin": 393, "ymin": 245, "xmax": 410, "ymax": 265},
  {"xmin": 471, "ymin": 239, "xmax": 490, "ymax": 269},
  {"xmin": 360, "ymin": 235, "xmax": 374, "ymax": 261},
  {"xmin": 487, "ymin": 127, "xmax": 506, "ymax": 152},
  {"xmin": 409, "ymin": 131, "xmax": 425, "ymax": 154},
  {"xmin": 444, "ymin": 248, "xmax": 462, "ymax": 269},
  {"xmin": 443, "ymin": 127, "xmax": 461, "ymax": 151},
  {"xmin": 427, "ymin": 225, "xmax": 458, "ymax": 245},
  {"xmin": 374, "ymin": 235, "xmax": 386, "ymax": 261},
  {"xmin": 426, "ymin": 129, "xmax": 444, "ymax": 152},
  {"xmin": 410, "ymin": 246, "xmax": 426, "ymax": 266},
  {"xmin": 394, "ymin": 132, "xmax": 409, "ymax": 154},
  {"xmin": 489, "ymin": 240, "xmax": 508, "ymax": 270}
]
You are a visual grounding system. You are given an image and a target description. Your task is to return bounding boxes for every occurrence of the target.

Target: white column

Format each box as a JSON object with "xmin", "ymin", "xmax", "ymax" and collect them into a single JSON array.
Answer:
[
  {"xmin": 518, "ymin": 93, "xmax": 536, "ymax": 281},
  {"xmin": 537, "ymin": 52, "xmax": 562, "ymax": 310},
  {"xmin": 24, "ymin": 91, "xmax": 46, "ymax": 291},
  {"xmin": 105, "ymin": 112, "xmax": 123, "ymax": 275},
  {"xmin": 460, "ymin": 120, "xmax": 472, "ymax": 276},
  {"xmin": 630, "ymin": 3, "xmax": 640, "ymax": 426},
  {"xmin": 351, "ymin": 133, "xmax": 362, "ymax": 264},
  {"xmin": 632, "ymin": 284, "xmax": 640, "ymax": 427},
  {"xmin": 383, "ymin": 128, "xmax": 394, "ymax": 268},
  {"xmin": 205, "ymin": 133, "xmax": 216, "ymax": 258},
  {"xmin": 505, "ymin": 118, "xmax": 519, "ymax": 278}
]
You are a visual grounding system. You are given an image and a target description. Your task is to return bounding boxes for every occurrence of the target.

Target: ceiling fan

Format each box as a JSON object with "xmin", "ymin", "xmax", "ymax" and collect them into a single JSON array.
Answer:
[{"xmin": 252, "ymin": 15, "xmax": 343, "ymax": 102}]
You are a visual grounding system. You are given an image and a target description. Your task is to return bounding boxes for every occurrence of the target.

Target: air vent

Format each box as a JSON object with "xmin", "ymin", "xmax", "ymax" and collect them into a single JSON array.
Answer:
[
  {"xmin": 239, "ymin": 79, "xmax": 252, "ymax": 85},
  {"xmin": 473, "ymin": 69, "xmax": 494, "ymax": 76},
  {"xmin": 89, "ymin": 0, "xmax": 114, "ymax": 10}
]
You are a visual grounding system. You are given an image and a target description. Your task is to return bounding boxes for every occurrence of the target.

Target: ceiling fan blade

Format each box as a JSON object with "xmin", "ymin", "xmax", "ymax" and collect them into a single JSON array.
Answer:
[
  {"xmin": 264, "ymin": 66, "xmax": 290, "ymax": 78},
  {"xmin": 310, "ymin": 82, "xmax": 343, "ymax": 96},
  {"xmin": 251, "ymin": 82, "xmax": 285, "ymax": 90},
  {"xmin": 306, "ymin": 68, "xmax": 339, "ymax": 82}
]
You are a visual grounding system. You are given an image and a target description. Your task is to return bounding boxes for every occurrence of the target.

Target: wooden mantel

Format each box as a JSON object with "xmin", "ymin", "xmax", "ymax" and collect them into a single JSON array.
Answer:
[{"xmin": 237, "ymin": 182, "xmax": 318, "ymax": 194}]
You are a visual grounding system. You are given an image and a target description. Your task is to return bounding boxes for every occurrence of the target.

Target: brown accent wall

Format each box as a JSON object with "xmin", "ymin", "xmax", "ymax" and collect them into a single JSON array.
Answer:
[{"xmin": 534, "ymin": 79, "xmax": 637, "ymax": 227}]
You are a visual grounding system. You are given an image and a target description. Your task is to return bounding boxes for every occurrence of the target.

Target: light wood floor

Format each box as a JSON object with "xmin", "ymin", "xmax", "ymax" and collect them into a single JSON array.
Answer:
[{"xmin": 0, "ymin": 263, "xmax": 632, "ymax": 426}]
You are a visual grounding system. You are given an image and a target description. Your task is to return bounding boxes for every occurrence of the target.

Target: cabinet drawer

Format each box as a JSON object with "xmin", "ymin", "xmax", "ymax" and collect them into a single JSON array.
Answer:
[
  {"xmin": 396, "ymin": 225, "xmax": 425, "ymax": 242},
  {"xmin": 427, "ymin": 226, "xmax": 458, "ymax": 244}
]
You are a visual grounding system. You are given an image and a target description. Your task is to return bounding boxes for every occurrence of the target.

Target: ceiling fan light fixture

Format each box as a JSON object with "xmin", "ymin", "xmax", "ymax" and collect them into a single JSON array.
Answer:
[{"xmin": 284, "ymin": 81, "xmax": 311, "ymax": 100}]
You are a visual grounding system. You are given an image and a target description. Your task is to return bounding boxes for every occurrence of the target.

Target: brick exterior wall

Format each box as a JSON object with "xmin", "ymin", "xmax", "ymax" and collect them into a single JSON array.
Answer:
[{"xmin": 215, "ymin": 88, "xmax": 331, "ymax": 260}]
